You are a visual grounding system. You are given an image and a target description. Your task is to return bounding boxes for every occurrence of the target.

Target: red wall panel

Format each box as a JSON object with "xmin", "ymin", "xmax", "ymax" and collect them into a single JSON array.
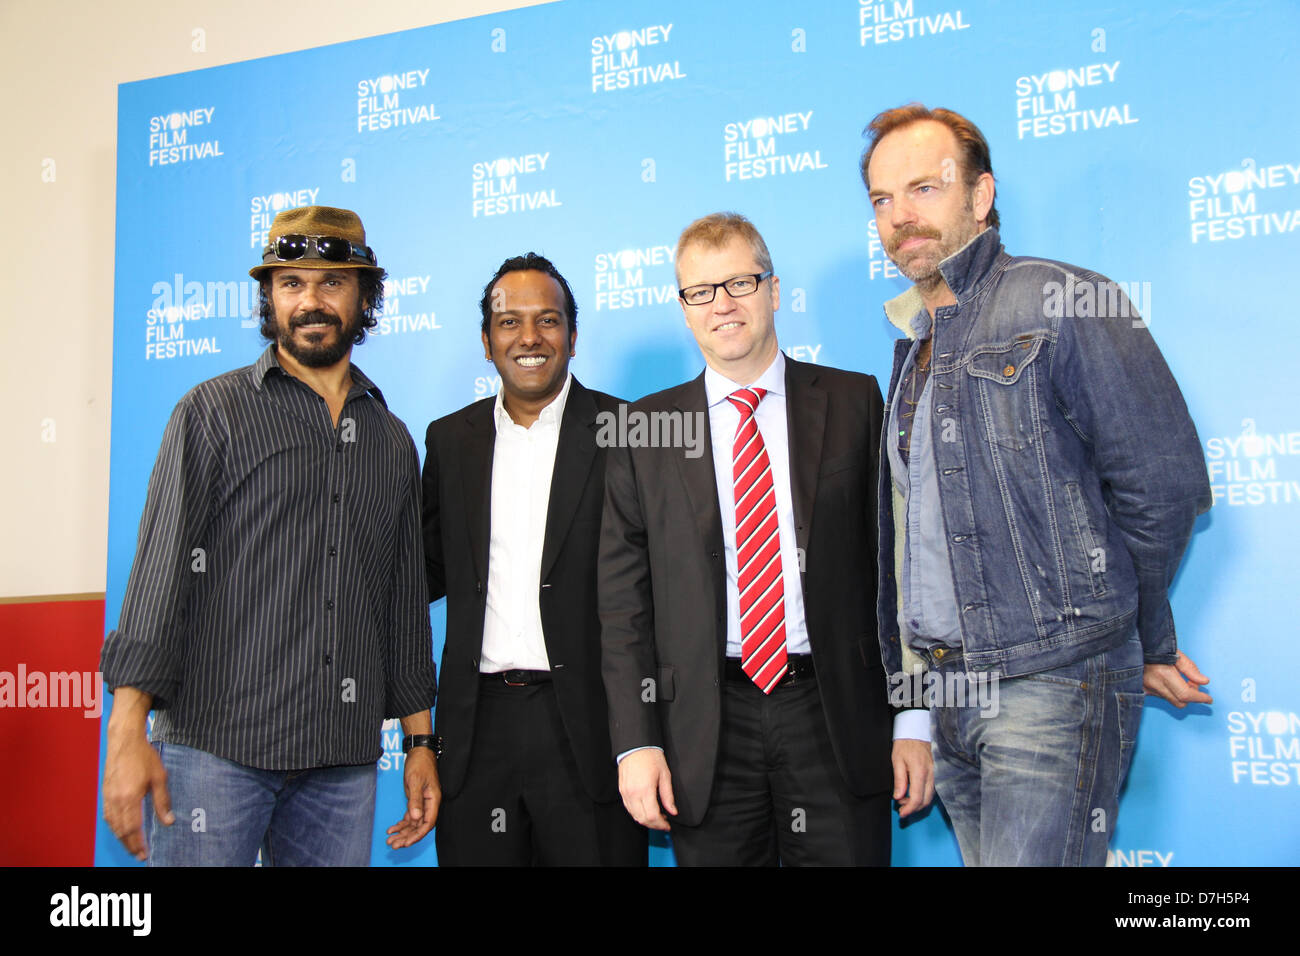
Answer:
[{"xmin": 0, "ymin": 597, "xmax": 105, "ymax": 866}]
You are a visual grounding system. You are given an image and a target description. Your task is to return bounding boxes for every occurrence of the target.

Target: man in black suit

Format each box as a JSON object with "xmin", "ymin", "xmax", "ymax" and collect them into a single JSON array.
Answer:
[
  {"xmin": 599, "ymin": 213, "xmax": 933, "ymax": 865},
  {"xmin": 422, "ymin": 253, "xmax": 646, "ymax": 865}
]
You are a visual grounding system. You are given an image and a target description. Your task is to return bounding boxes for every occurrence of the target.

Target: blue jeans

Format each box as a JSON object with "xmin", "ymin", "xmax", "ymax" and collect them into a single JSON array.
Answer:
[
  {"xmin": 146, "ymin": 742, "xmax": 376, "ymax": 866},
  {"xmin": 930, "ymin": 632, "xmax": 1145, "ymax": 866}
]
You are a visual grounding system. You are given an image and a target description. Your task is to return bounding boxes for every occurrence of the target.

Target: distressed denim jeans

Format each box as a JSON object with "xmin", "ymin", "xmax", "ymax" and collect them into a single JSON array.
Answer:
[
  {"xmin": 930, "ymin": 631, "xmax": 1145, "ymax": 866},
  {"xmin": 146, "ymin": 742, "xmax": 376, "ymax": 866}
]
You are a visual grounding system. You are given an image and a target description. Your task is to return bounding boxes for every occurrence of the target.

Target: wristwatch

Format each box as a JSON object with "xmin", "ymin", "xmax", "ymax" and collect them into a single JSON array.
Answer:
[{"xmin": 402, "ymin": 734, "xmax": 442, "ymax": 759}]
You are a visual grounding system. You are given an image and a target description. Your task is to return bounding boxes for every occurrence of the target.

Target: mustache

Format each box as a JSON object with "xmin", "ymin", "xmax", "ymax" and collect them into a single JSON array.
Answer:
[
  {"xmin": 886, "ymin": 224, "xmax": 941, "ymax": 255},
  {"xmin": 290, "ymin": 310, "xmax": 341, "ymax": 330}
]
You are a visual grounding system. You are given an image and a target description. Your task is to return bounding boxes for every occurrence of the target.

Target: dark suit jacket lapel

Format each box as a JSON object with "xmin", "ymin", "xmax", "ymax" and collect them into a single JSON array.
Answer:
[
  {"xmin": 785, "ymin": 357, "xmax": 826, "ymax": 557},
  {"xmin": 541, "ymin": 378, "xmax": 598, "ymax": 582},
  {"xmin": 673, "ymin": 372, "xmax": 724, "ymax": 555},
  {"xmin": 458, "ymin": 399, "xmax": 496, "ymax": 584},
  {"xmin": 673, "ymin": 373, "xmax": 728, "ymax": 657}
]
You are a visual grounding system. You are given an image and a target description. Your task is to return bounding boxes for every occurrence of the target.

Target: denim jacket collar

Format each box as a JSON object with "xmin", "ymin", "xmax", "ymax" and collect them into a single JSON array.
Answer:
[{"xmin": 883, "ymin": 227, "xmax": 1006, "ymax": 339}]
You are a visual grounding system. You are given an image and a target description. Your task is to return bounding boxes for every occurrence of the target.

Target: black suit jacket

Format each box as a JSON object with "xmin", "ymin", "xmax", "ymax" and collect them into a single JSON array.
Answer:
[
  {"xmin": 598, "ymin": 357, "xmax": 892, "ymax": 826},
  {"xmin": 422, "ymin": 378, "xmax": 624, "ymax": 802}
]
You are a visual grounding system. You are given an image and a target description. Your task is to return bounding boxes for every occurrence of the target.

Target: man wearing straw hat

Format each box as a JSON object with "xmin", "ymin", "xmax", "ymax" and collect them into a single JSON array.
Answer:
[{"xmin": 101, "ymin": 206, "xmax": 439, "ymax": 866}]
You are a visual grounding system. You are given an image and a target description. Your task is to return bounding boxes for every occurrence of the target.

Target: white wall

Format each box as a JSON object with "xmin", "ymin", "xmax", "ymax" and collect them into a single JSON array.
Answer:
[{"xmin": 0, "ymin": 0, "xmax": 547, "ymax": 599}]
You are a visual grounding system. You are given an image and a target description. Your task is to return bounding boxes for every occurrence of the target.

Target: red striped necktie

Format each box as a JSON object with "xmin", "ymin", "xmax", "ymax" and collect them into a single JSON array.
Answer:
[{"xmin": 727, "ymin": 387, "xmax": 788, "ymax": 694}]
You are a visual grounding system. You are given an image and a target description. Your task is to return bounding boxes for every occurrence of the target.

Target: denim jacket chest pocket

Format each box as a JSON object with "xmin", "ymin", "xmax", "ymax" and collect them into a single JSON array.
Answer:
[{"xmin": 962, "ymin": 333, "xmax": 1049, "ymax": 452}]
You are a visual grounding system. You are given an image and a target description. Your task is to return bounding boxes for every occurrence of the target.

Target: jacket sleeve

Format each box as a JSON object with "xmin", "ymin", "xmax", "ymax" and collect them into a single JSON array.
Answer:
[
  {"xmin": 1048, "ymin": 273, "xmax": 1211, "ymax": 663},
  {"xmin": 597, "ymin": 440, "xmax": 663, "ymax": 757},
  {"xmin": 420, "ymin": 421, "xmax": 447, "ymax": 603}
]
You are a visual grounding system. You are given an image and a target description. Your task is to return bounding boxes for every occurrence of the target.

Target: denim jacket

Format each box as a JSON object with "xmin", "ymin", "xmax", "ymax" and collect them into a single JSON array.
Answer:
[{"xmin": 876, "ymin": 228, "xmax": 1211, "ymax": 685}]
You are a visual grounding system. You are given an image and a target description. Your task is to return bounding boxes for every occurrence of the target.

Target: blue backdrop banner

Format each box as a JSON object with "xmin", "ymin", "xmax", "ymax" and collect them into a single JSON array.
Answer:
[{"xmin": 100, "ymin": 0, "xmax": 1300, "ymax": 867}]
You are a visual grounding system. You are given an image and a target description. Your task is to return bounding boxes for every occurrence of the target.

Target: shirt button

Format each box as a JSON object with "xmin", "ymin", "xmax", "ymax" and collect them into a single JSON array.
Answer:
[
  {"xmin": 324, "ymin": 654, "xmax": 332, "ymax": 666},
  {"xmin": 332, "ymin": 492, "xmax": 341, "ymax": 503},
  {"xmin": 328, "ymin": 546, "xmax": 337, "ymax": 557},
  {"xmin": 325, "ymin": 600, "xmax": 334, "ymax": 611}
]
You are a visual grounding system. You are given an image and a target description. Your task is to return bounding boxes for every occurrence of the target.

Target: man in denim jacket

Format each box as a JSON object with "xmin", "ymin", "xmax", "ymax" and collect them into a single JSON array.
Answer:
[{"xmin": 862, "ymin": 104, "xmax": 1213, "ymax": 866}]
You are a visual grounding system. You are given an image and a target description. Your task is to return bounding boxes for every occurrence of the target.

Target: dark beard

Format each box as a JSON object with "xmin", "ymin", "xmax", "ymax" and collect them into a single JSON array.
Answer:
[{"xmin": 278, "ymin": 310, "xmax": 358, "ymax": 368}]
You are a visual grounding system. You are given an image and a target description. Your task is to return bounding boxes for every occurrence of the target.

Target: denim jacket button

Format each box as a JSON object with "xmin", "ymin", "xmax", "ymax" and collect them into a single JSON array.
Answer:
[{"xmin": 1002, "ymin": 364, "xmax": 1016, "ymax": 377}]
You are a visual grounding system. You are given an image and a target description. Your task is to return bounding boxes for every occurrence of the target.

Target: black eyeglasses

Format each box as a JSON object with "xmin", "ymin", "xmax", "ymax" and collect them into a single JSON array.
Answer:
[
  {"xmin": 262, "ymin": 234, "xmax": 376, "ymax": 266},
  {"xmin": 679, "ymin": 272, "xmax": 772, "ymax": 306}
]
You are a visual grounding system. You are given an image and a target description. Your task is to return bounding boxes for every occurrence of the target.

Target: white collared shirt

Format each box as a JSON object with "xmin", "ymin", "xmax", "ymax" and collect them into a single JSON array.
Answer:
[
  {"xmin": 704, "ymin": 351, "xmax": 812, "ymax": 658},
  {"xmin": 480, "ymin": 373, "xmax": 573, "ymax": 672}
]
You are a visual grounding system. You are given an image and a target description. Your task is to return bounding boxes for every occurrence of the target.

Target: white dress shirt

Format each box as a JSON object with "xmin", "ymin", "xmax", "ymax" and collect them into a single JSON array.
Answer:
[{"xmin": 479, "ymin": 373, "xmax": 572, "ymax": 672}]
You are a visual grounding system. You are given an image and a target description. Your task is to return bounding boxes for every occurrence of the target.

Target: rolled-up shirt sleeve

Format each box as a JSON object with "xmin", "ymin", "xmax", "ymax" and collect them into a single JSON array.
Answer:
[{"xmin": 101, "ymin": 395, "xmax": 220, "ymax": 708}]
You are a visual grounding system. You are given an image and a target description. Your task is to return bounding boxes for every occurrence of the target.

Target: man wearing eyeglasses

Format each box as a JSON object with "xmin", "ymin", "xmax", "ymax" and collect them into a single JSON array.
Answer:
[
  {"xmin": 101, "ymin": 206, "xmax": 439, "ymax": 865},
  {"xmin": 599, "ymin": 212, "xmax": 933, "ymax": 865}
]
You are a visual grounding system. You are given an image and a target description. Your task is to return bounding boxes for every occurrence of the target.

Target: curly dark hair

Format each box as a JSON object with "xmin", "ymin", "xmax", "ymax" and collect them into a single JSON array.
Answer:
[
  {"xmin": 258, "ymin": 268, "xmax": 387, "ymax": 344},
  {"xmin": 479, "ymin": 252, "xmax": 577, "ymax": 336}
]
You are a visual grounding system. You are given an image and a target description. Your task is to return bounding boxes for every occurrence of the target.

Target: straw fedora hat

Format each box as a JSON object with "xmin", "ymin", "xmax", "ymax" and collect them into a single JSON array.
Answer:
[{"xmin": 249, "ymin": 205, "xmax": 380, "ymax": 279}]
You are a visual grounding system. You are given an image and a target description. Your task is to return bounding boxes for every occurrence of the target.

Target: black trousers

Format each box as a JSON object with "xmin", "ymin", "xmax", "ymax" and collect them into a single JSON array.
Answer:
[
  {"xmin": 669, "ymin": 675, "xmax": 891, "ymax": 866},
  {"xmin": 435, "ymin": 679, "xmax": 646, "ymax": 866}
]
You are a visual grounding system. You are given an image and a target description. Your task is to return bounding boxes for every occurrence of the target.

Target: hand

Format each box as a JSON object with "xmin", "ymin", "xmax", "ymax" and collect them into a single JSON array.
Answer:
[
  {"xmin": 891, "ymin": 737, "xmax": 935, "ymax": 818},
  {"xmin": 1143, "ymin": 650, "xmax": 1212, "ymax": 708},
  {"xmin": 618, "ymin": 748, "xmax": 676, "ymax": 831},
  {"xmin": 102, "ymin": 731, "xmax": 173, "ymax": 861},
  {"xmin": 386, "ymin": 747, "xmax": 441, "ymax": 849}
]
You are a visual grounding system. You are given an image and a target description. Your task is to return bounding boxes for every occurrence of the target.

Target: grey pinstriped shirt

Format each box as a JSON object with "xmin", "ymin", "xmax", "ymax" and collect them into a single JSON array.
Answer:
[{"xmin": 101, "ymin": 345, "xmax": 437, "ymax": 770}]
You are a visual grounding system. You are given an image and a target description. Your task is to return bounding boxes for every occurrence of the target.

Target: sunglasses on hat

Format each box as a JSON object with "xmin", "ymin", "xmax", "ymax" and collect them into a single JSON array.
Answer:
[{"xmin": 262, "ymin": 234, "xmax": 376, "ymax": 266}]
